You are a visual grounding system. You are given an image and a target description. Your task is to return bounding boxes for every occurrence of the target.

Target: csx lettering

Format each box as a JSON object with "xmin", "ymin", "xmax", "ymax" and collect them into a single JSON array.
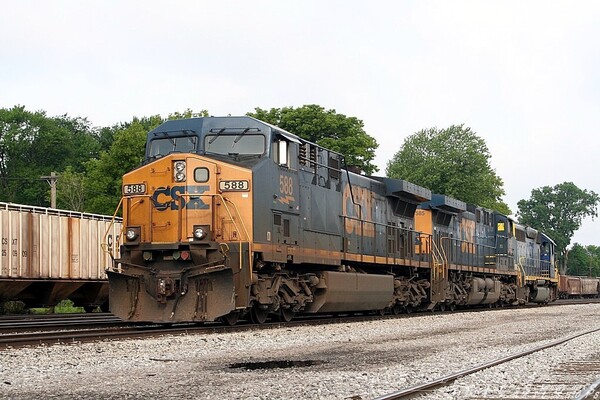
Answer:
[
  {"xmin": 151, "ymin": 185, "xmax": 210, "ymax": 211},
  {"xmin": 279, "ymin": 175, "xmax": 293, "ymax": 196}
]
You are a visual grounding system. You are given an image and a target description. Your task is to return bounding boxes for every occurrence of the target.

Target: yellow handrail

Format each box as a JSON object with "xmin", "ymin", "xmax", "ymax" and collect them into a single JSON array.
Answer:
[
  {"xmin": 101, "ymin": 197, "xmax": 124, "ymax": 263},
  {"xmin": 103, "ymin": 192, "xmax": 253, "ymax": 278},
  {"xmin": 431, "ymin": 238, "xmax": 447, "ymax": 280},
  {"xmin": 517, "ymin": 256, "xmax": 526, "ymax": 286}
]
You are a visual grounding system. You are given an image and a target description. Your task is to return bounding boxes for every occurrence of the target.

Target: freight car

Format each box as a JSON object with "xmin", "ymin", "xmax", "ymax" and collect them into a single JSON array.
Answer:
[
  {"xmin": 105, "ymin": 116, "xmax": 558, "ymax": 324},
  {"xmin": 558, "ymin": 275, "xmax": 600, "ymax": 299},
  {"xmin": 0, "ymin": 202, "xmax": 121, "ymax": 311}
]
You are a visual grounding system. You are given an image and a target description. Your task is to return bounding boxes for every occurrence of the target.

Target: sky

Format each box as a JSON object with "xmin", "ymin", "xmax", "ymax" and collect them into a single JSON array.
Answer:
[{"xmin": 1, "ymin": 1, "xmax": 599, "ymax": 246}]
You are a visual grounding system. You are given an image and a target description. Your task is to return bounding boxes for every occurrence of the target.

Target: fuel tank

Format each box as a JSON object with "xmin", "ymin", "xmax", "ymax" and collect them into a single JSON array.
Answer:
[{"xmin": 303, "ymin": 271, "xmax": 394, "ymax": 313}]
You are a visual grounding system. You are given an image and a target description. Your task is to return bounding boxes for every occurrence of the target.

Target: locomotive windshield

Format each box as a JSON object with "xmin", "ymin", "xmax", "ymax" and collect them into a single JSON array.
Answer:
[
  {"xmin": 204, "ymin": 134, "xmax": 265, "ymax": 156},
  {"xmin": 148, "ymin": 136, "xmax": 198, "ymax": 158}
]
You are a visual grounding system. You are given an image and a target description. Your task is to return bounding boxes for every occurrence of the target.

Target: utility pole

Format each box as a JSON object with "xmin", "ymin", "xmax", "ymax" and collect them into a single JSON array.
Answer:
[{"xmin": 41, "ymin": 172, "xmax": 58, "ymax": 208}]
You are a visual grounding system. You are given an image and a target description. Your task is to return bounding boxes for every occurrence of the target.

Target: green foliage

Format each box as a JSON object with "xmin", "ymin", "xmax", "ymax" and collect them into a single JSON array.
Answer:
[
  {"xmin": 83, "ymin": 110, "xmax": 210, "ymax": 214},
  {"xmin": 56, "ymin": 166, "xmax": 86, "ymax": 211},
  {"xmin": 386, "ymin": 125, "xmax": 510, "ymax": 214},
  {"xmin": 82, "ymin": 110, "xmax": 211, "ymax": 214},
  {"xmin": 168, "ymin": 108, "xmax": 209, "ymax": 119},
  {"xmin": 84, "ymin": 115, "xmax": 164, "ymax": 214},
  {"xmin": 248, "ymin": 105, "xmax": 379, "ymax": 175},
  {"xmin": 0, "ymin": 301, "xmax": 27, "ymax": 314},
  {"xmin": 0, "ymin": 106, "xmax": 100, "ymax": 206},
  {"xmin": 567, "ymin": 243, "xmax": 600, "ymax": 276},
  {"xmin": 54, "ymin": 299, "xmax": 84, "ymax": 313},
  {"xmin": 29, "ymin": 299, "xmax": 85, "ymax": 314},
  {"xmin": 517, "ymin": 182, "xmax": 600, "ymax": 273}
]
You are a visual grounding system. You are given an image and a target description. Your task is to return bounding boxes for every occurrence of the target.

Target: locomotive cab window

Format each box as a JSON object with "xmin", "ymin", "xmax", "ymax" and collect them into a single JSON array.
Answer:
[
  {"xmin": 274, "ymin": 140, "xmax": 289, "ymax": 166},
  {"xmin": 204, "ymin": 134, "xmax": 265, "ymax": 156},
  {"xmin": 149, "ymin": 136, "xmax": 197, "ymax": 158}
]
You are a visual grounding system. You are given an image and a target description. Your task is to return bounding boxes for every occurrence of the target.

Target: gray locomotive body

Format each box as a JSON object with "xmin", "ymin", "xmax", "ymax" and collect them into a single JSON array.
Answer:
[{"xmin": 106, "ymin": 116, "xmax": 559, "ymax": 323}]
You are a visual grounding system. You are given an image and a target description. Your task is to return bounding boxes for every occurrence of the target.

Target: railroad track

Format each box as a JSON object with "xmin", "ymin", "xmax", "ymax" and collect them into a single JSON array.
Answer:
[
  {"xmin": 0, "ymin": 312, "xmax": 395, "ymax": 348},
  {"xmin": 1, "ymin": 299, "xmax": 598, "ymax": 349},
  {"xmin": 575, "ymin": 377, "xmax": 600, "ymax": 400},
  {"xmin": 372, "ymin": 327, "xmax": 600, "ymax": 400},
  {"xmin": 0, "ymin": 312, "xmax": 123, "ymax": 333}
]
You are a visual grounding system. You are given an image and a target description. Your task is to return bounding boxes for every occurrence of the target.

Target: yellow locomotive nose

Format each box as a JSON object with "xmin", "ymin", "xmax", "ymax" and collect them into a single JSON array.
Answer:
[
  {"xmin": 110, "ymin": 147, "xmax": 254, "ymax": 322},
  {"xmin": 121, "ymin": 156, "xmax": 215, "ymax": 246}
]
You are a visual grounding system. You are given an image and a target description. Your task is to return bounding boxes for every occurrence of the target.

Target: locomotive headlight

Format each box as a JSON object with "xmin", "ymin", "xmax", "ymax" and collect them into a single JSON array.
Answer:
[
  {"xmin": 193, "ymin": 225, "xmax": 209, "ymax": 241},
  {"xmin": 174, "ymin": 161, "xmax": 186, "ymax": 182},
  {"xmin": 125, "ymin": 227, "xmax": 140, "ymax": 242}
]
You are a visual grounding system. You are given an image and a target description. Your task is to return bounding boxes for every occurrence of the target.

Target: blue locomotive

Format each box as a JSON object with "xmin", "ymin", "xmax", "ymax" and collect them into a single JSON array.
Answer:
[{"xmin": 105, "ymin": 116, "xmax": 557, "ymax": 323}]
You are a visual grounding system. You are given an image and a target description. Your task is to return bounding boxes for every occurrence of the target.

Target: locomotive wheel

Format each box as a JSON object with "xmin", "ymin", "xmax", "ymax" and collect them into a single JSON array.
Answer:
[
  {"xmin": 221, "ymin": 310, "xmax": 241, "ymax": 326},
  {"xmin": 250, "ymin": 306, "xmax": 269, "ymax": 324},
  {"xmin": 277, "ymin": 308, "xmax": 295, "ymax": 322}
]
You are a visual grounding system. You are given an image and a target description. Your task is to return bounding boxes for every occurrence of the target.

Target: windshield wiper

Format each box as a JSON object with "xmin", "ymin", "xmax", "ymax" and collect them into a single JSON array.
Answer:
[
  {"xmin": 233, "ymin": 127, "xmax": 251, "ymax": 144},
  {"xmin": 208, "ymin": 128, "xmax": 226, "ymax": 144}
]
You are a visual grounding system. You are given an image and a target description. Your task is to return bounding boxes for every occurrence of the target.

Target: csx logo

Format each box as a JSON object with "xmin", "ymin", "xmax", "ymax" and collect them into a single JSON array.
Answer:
[{"xmin": 151, "ymin": 186, "xmax": 210, "ymax": 211}]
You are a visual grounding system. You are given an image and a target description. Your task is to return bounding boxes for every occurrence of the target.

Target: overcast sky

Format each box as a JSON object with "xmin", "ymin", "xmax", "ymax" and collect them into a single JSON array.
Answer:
[{"xmin": 2, "ymin": 1, "xmax": 599, "ymax": 246}]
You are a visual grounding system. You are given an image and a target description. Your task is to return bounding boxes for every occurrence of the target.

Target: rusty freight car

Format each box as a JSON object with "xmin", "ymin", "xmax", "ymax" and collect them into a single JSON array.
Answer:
[
  {"xmin": 558, "ymin": 275, "xmax": 600, "ymax": 299},
  {"xmin": 0, "ymin": 202, "xmax": 121, "ymax": 311}
]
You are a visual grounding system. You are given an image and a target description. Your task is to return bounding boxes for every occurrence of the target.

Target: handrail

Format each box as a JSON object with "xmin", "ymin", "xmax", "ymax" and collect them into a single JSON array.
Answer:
[
  {"xmin": 104, "ymin": 193, "xmax": 252, "ymax": 277},
  {"xmin": 341, "ymin": 215, "xmax": 429, "ymax": 266},
  {"xmin": 517, "ymin": 256, "xmax": 527, "ymax": 286},
  {"xmin": 430, "ymin": 236, "xmax": 498, "ymax": 269},
  {"xmin": 218, "ymin": 194, "xmax": 252, "ymax": 278},
  {"xmin": 102, "ymin": 197, "xmax": 124, "ymax": 265},
  {"xmin": 434, "ymin": 238, "xmax": 448, "ymax": 280}
]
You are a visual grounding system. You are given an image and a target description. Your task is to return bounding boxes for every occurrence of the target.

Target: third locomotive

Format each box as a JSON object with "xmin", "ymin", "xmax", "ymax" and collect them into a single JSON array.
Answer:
[{"xmin": 105, "ymin": 116, "xmax": 558, "ymax": 323}]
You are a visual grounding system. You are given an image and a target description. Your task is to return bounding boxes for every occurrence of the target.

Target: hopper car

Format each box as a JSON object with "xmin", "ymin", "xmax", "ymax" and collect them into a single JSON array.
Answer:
[{"xmin": 0, "ymin": 202, "xmax": 121, "ymax": 311}]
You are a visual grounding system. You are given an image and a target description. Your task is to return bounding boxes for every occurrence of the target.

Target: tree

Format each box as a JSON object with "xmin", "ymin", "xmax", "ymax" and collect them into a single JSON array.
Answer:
[
  {"xmin": 83, "ymin": 109, "xmax": 209, "ymax": 215},
  {"xmin": 84, "ymin": 116, "xmax": 163, "ymax": 215},
  {"xmin": 248, "ymin": 105, "xmax": 379, "ymax": 175},
  {"xmin": 517, "ymin": 182, "xmax": 600, "ymax": 274},
  {"xmin": 55, "ymin": 167, "xmax": 86, "ymax": 211},
  {"xmin": 386, "ymin": 125, "xmax": 510, "ymax": 214},
  {"xmin": 0, "ymin": 106, "xmax": 100, "ymax": 206},
  {"xmin": 566, "ymin": 244, "xmax": 600, "ymax": 277}
]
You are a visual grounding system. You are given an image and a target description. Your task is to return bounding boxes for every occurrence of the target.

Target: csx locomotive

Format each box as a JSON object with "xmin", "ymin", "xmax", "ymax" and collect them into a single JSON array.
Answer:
[{"xmin": 105, "ymin": 116, "xmax": 558, "ymax": 324}]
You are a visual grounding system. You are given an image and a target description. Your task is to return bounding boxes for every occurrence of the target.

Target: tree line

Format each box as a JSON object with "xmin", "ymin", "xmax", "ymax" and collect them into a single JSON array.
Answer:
[{"xmin": 0, "ymin": 105, "xmax": 597, "ymax": 275}]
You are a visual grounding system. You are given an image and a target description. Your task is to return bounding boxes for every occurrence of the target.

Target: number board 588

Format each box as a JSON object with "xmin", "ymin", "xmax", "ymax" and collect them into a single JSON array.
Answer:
[{"xmin": 279, "ymin": 175, "xmax": 294, "ymax": 196}]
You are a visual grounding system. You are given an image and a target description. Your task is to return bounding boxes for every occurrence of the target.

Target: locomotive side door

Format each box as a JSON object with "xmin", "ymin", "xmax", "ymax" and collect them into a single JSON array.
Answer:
[
  {"xmin": 494, "ymin": 213, "xmax": 510, "ymax": 269},
  {"xmin": 270, "ymin": 170, "xmax": 300, "ymax": 263}
]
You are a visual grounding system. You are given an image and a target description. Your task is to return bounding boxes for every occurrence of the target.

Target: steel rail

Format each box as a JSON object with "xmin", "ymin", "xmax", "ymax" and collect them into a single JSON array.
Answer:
[
  {"xmin": 574, "ymin": 377, "xmax": 600, "ymax": 400},
  {"xmin": 1, "ymin": 300, "xmax": 599, "ymax": 349},
  {"xmin": 0, "ymin": 313, "xmax": 391, "ymax": 349},
  {"xmin": 373, "ymin": 327, "xmax": 600, "ymax": 400},
  {"xmin": 0, "ymin": 314, "xmax": 123, "ymax": 333}
]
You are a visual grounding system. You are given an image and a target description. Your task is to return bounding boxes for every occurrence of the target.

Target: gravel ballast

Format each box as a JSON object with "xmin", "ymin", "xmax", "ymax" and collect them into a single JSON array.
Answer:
[{"xmin": 1, "ymin": 304, "xmax": 600, "ymax": 399}]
